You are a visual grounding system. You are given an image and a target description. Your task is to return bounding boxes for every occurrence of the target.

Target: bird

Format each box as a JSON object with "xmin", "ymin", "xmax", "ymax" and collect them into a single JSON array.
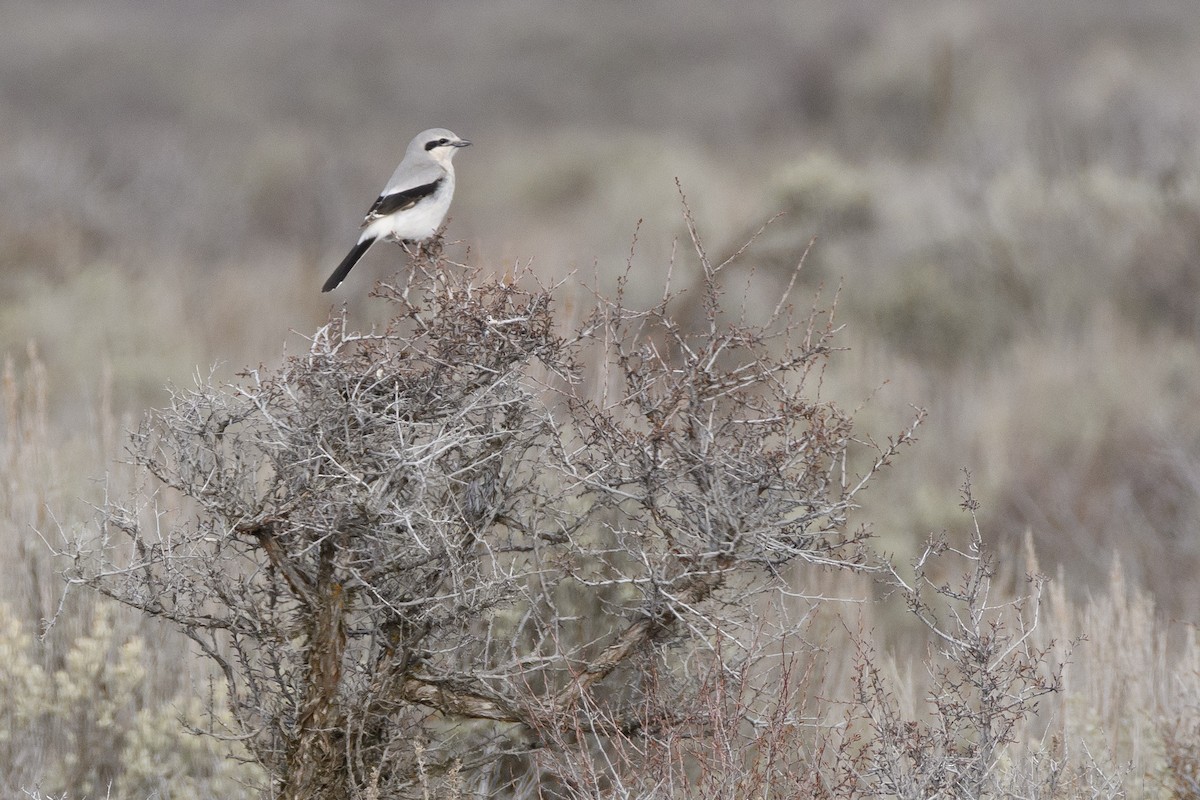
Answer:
[{"xmin": 322, "ymin": 128, "xmax": 471, "ymax": 292}]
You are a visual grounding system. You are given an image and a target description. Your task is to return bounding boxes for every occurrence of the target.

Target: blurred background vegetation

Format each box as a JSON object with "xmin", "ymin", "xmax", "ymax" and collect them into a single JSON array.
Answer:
[{"xmin": 3, "ymin": 0, "xmax": 1200, "ymax": 795}]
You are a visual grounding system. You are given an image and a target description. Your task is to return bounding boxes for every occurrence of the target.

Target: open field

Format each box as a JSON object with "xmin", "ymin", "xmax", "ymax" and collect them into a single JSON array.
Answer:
[{"xmin": 3, "ymin": 1, "xmax": 1200, "ymax": 796}]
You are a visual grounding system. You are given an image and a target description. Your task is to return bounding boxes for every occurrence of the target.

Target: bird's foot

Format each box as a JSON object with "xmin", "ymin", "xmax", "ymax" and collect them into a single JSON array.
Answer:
[{"xmin": 416, "ymin": 234, "xmax": 445, "ymax": 262}]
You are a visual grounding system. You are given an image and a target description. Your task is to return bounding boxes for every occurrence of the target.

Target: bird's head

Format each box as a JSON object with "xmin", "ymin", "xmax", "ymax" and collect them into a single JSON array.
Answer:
[{"xmin": 412, "ymin": 128, "xmax": 471, "ymax": 166}]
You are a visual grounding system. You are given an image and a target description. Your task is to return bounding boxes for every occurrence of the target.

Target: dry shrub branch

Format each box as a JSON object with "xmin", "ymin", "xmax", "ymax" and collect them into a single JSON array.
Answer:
[{"xmin": 834, "ymin": 476, "xmax": 1076, "ymax": 800}]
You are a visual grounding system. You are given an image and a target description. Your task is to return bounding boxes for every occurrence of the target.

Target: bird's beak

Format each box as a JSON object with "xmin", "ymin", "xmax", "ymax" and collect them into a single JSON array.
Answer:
[{"xmin": 454, "ymin": 139, "xmax": 472, "ymax": 147}]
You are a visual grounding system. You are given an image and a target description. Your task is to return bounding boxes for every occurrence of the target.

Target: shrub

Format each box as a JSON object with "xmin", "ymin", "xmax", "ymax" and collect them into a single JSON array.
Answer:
[{"xmin": 57, "ymin": 213, "xmax": 918, "ymax": 798}]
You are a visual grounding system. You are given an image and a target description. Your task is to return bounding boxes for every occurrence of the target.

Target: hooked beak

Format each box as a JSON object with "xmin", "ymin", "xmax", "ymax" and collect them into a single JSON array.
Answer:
[{"xmin": 453, "ymin": 139, "xmax": 472, "ymax": 148}]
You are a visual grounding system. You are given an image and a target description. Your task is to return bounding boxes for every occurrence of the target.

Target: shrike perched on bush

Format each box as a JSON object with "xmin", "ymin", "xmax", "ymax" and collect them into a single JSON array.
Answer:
[{"xmin": 322, "ymin": 128, "xmax": 470, "ymax": 292}]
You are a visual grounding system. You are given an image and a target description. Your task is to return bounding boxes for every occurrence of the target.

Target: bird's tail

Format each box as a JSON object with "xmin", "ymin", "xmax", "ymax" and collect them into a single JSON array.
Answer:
[{"xmin": 322, "ymin": 238, "xmax": 375, "ymax": 292}]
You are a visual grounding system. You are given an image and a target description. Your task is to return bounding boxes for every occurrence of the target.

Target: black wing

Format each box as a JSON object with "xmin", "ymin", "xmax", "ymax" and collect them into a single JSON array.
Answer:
[{"xmin": 364, "ymin": 178, "xmax": 443, "ymax": 223}]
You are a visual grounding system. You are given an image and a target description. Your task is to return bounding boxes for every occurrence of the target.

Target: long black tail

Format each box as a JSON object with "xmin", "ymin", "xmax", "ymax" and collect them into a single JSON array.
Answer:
[{"xmin": 322, "ymin": 237, "xmax": 374, "ymax": 292}]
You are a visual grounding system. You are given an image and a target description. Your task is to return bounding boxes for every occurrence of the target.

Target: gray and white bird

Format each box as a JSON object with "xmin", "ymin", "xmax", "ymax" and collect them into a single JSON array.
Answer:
[{"xmin": 322, "ymin": 128, "xmax": 470, "ymax": 292}]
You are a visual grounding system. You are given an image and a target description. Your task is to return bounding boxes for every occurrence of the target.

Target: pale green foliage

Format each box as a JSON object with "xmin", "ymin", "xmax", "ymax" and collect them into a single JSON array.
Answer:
[
  {"xmin": 48, "ymin": 606, "xmax": 145, "ymax": 795},
  {"xmin": 122, "ymin": 692, "xmax": 265, "ymax": 800},
  {"xmin": 770, "ymin": 151, "xmax": 875, "ymax": 230},
  {"xmin": 0, "ymin": 600, "xmax": 264, "ymax": 798},
  {"xmin": 0, "ymin": 602, "xmax": 47, "ymax": 747},
  {"xmin": 54, "ymin": 607, "xmax": 145, "ymax": 731}
]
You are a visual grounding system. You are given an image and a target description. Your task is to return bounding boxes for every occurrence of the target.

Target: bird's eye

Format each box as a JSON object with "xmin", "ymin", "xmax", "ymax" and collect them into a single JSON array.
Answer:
[{"xmin": 438, "ymin": 138, "xmax": 449, "ymax": 146}]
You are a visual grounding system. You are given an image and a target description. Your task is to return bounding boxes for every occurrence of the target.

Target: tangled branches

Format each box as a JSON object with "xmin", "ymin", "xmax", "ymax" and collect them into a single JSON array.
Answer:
[{"xmin": 60, "ymin": 221, "xmax": 919, "ymax": 798}]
